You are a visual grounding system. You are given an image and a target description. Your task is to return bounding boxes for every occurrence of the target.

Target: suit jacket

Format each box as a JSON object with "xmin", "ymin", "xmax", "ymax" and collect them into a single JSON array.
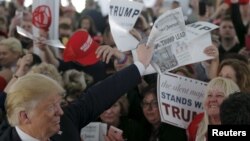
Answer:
[{"xmin": 0, "ymin": 64, "xmax": 141, "ymax": 141}]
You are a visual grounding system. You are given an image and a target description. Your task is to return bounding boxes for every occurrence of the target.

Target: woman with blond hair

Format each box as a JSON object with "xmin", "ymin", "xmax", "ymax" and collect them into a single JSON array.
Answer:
[
  {"xmin": 187, "ymin": 77, "xmax": 240, "ymax": 141},
  {"xmin": 0, "ymin": 37, "xmax": 23, "ymax": 68}
]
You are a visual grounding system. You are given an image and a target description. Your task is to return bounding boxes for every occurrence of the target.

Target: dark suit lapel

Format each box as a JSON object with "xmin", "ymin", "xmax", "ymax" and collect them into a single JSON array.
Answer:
[{"xmin": 12, "ymin": 128, "xmax": 22, "ymax": 141}]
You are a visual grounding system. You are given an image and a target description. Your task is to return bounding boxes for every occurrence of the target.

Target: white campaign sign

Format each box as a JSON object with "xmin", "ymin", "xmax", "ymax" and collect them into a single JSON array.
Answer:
[
  {"xmin": 157, "ymin": 73, "xmax": 207, "ymax": 129},
  {"xmin": 80, "ymin": 122, "xmax": 107, "ymax": 141},
  {"xmin": 32, "ymin": 0, "xmax": 61, "ymax": 55},
  {"xmin": 109, "ymin": 0, "xmax": 143, "ymax": 52}
]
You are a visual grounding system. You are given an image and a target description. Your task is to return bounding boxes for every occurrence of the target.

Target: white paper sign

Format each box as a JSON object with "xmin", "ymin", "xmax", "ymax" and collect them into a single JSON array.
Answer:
[
  {"xmin": 32, "ymin": 0, "xmax": 60, "ymax": 54},
  {"xmin": 109, "ymin": 0, "xmax": 144, "ymax": 52},
  {"xmin": 16, "ymin": 26, "xmax": 65, "ymax": 48},
  {"xmin": 143, "ymin": 0, "xmax": 157, "ymax": 7},
  {"xmin": 157, "ymin": 73, "xmax": 207, "ymax": 129},
  {"xmin": 80, "ymin": 122, "xmax": 107, "ymax": 141},
  {"xmin": 186, "ymin": 21, "xmax": 219, "ymax": 41}
]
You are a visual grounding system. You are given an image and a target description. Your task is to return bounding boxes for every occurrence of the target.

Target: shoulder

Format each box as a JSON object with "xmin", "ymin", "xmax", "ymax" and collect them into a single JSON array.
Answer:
[
  {"xmin": 186, "ymin": 113, "xmax": 204, "ymax": 141},
  {"xmin": 188, "ymin": 113, "xmax": 204, "ymax": 130},
  {"xmin": 159, "ymin": 123, "xmax": 187, "ymax": 141},
  {"xmin": 0, "ymin": 124, "xmax": 20, "ymax": 141}
]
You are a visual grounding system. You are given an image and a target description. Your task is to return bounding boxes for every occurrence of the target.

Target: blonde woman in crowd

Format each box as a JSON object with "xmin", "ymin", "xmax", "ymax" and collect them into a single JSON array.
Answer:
[
  {"xmin": 187, "ymin": 77, "xmax": 240, "ymax": 141},
  {"xmin": 0, "ymin": 37, "xmax": 23, "ymax": 69},
  {"xmin": 30, "ymin": 62, "xmax": 64, "ymax": 86},
  {"xmin": 62, "ymin": 69, "xmax": 93, "ymax": 104}
]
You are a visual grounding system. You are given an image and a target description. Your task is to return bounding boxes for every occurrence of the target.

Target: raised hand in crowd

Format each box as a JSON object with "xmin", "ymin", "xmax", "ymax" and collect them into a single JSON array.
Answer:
[
  {"xmin": 204, "ymin": 44, "xmax": 219, "ymax": 58},
  {"xmin": 238, "ymin": 47, "xmax": 250, "ymax": 62},
  {"xmin": 210, "ymin": 2, "xmax": 230, "ymax": 20},
  {"xmin": 96, "ymin": 45, "xmax": 125, "ymax": 64},
  {"xmin": 35, "ymin": 35, "xmax": 60, "ymax": 67},
  {"xmin": 4, "ymin": 53, "xmax": 33, "ymax": 93},
  {"xmin": 203, "ymin": 44, "xmax": 220, "ymax": 79},
  {"xmin": 137, "ymin": 43, "xmax": 153, "ymax": 68}
]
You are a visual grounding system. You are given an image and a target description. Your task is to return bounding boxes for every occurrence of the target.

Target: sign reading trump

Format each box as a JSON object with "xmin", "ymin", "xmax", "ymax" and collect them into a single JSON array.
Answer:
[{"xmin": 157, "ymin": 73, "xmax": 207, "ymax": 129}]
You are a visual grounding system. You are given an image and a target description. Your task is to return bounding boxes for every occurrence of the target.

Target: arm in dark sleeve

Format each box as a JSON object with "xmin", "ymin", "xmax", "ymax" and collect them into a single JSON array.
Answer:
[
  {"xmin": 64, "ymin": 64, "xmax": 141, "ymax": 130},
  {"xmin": 231, "ymin": 3, "xmax": 247, "ymax": 47},
  {"xmin": 58, "ymin": 59, "xmax": 107, "ymax": 83},
  {"xmin": 0, "ymin": 92, "xmax": 6, "ymax": 113}
]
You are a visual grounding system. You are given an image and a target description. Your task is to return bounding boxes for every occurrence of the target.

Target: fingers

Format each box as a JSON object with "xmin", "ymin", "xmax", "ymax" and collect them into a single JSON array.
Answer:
[
  {"xmin": 106, "ymin": 52, "xmax": 114, "ymax": 64},
  {"xmin": 21, "ymin": 54, "xmax": 33, "ymax": 67},
  {"xmin": 96, "ymin": 45, "xmax": 109, "ymax": 58},
  {"xmin": 204, "ymin": 45, "xmax": 218, "ymax": 57},
  {"xmin": 96, "ymin": 45, "xmax": 114, "ymax": 63},
  {"xmin": 136, "ymin": 43, "xmax": 154, "ymax": 68},
  {"xmin": 129, "ymin": 28, "xmax": 142, "ymax": 41},
  {"xmin": 104, "ymin": 135, "xmax": 111, "ymax": 141}
]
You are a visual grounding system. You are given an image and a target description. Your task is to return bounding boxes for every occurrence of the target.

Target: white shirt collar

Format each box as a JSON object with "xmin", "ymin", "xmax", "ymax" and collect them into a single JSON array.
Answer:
[{"xmin": 15, "ymin": 126, "xmax": 40, "ymax": 141}]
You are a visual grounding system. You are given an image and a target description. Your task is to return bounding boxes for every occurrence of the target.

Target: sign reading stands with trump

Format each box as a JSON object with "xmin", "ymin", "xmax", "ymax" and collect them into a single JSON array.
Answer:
[{"xmin": 157, "ymin": 73, "xmax": 207, "ymax": 129}]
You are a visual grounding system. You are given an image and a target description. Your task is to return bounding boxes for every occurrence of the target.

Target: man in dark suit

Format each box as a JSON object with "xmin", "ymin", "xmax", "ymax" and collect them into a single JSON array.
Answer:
[{"xmin": 0, "ymin": 44, "xmax": 153, "ymax": 141}]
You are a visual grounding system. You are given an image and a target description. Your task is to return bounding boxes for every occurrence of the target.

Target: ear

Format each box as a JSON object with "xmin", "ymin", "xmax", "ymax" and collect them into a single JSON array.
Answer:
[{"xmin": 19, "ymin": 111, "xmax": 31, "ymax": 124}]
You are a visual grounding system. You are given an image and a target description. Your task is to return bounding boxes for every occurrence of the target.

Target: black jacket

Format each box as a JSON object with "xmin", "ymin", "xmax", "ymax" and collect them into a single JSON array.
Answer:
[{"xmin": 0, "ymin": 64, "xmax": 141, "ymax": 141}]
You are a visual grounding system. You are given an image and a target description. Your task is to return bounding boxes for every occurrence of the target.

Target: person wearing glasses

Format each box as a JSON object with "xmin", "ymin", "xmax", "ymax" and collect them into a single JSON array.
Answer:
[{"xmin": 140, "ymin": 85, "xmax": 187, "ymax": 141}]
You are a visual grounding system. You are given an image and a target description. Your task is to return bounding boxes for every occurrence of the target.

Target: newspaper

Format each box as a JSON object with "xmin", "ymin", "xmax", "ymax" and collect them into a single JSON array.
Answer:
[{"xmin": 147, "ymin": 8, "xmax": 218, "ymax": 74}]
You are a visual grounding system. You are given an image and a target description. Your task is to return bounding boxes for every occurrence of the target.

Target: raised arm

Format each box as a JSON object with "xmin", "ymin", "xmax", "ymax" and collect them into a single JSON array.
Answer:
[{"xmin": 64, "ymin": 44, "xmax": 154, "ymax": 128}]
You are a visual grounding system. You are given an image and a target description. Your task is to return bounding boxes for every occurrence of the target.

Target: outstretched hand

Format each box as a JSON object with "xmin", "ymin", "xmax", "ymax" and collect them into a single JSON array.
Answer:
[
  {"xmin": 136, "ymin": 44, "xmax": 154, "ymax": 68},
  {"xmin": 96, "ymin": 45, "xmax": 125, "ymax": 64},
  {"xmin": 204, "ymin": 44, "xmax": 219, "ymax": 58}
]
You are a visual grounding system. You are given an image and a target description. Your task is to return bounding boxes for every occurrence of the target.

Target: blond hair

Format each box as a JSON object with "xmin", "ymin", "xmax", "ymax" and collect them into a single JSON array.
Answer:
[
  {"xmin": 0, "ymin": 37, "xmax": 23, "ymax": 55},
  {"xmin": 195, "ymin": 77, "xmax": 240, "ymax": 141},
  {"xmin": 31, "ymin": 63, "xmax": 63, "ymax": 86},
  {"xmin": 6, "ymin": 73, "xmax": 64, "ymax": 126}
]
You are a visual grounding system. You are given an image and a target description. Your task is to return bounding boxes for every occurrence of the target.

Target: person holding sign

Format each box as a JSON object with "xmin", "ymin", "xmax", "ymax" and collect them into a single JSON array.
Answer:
[
  {"xmin": 187, "ymin": 77, "xmax": 240, "ymax": 141},
  {"xmin": 140, "ymin": 85, "xmax": 187, "ymax": 141}
]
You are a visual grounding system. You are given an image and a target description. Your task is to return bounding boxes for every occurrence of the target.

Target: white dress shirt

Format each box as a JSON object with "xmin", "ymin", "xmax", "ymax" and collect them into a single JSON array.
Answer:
[{"xmin": 15, "ymin": 126, "xmax": 40, "ymax": 141}]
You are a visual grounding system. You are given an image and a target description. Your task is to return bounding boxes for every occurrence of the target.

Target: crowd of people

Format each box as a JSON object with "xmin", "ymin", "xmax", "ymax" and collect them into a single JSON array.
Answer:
[{"xmin": 0, "ymin": 0, "xmax": 250, "ymax": 141}]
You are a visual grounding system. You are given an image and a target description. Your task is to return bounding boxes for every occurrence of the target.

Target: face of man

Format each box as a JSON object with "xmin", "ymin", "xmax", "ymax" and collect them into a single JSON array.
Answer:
[
  {"xmin": 219, "ymin": 21, "xmax": 236, "ymax": 40},
  {"xmin": 27, "ymin": 93, "xmax": 64, "ymax": 138}
]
